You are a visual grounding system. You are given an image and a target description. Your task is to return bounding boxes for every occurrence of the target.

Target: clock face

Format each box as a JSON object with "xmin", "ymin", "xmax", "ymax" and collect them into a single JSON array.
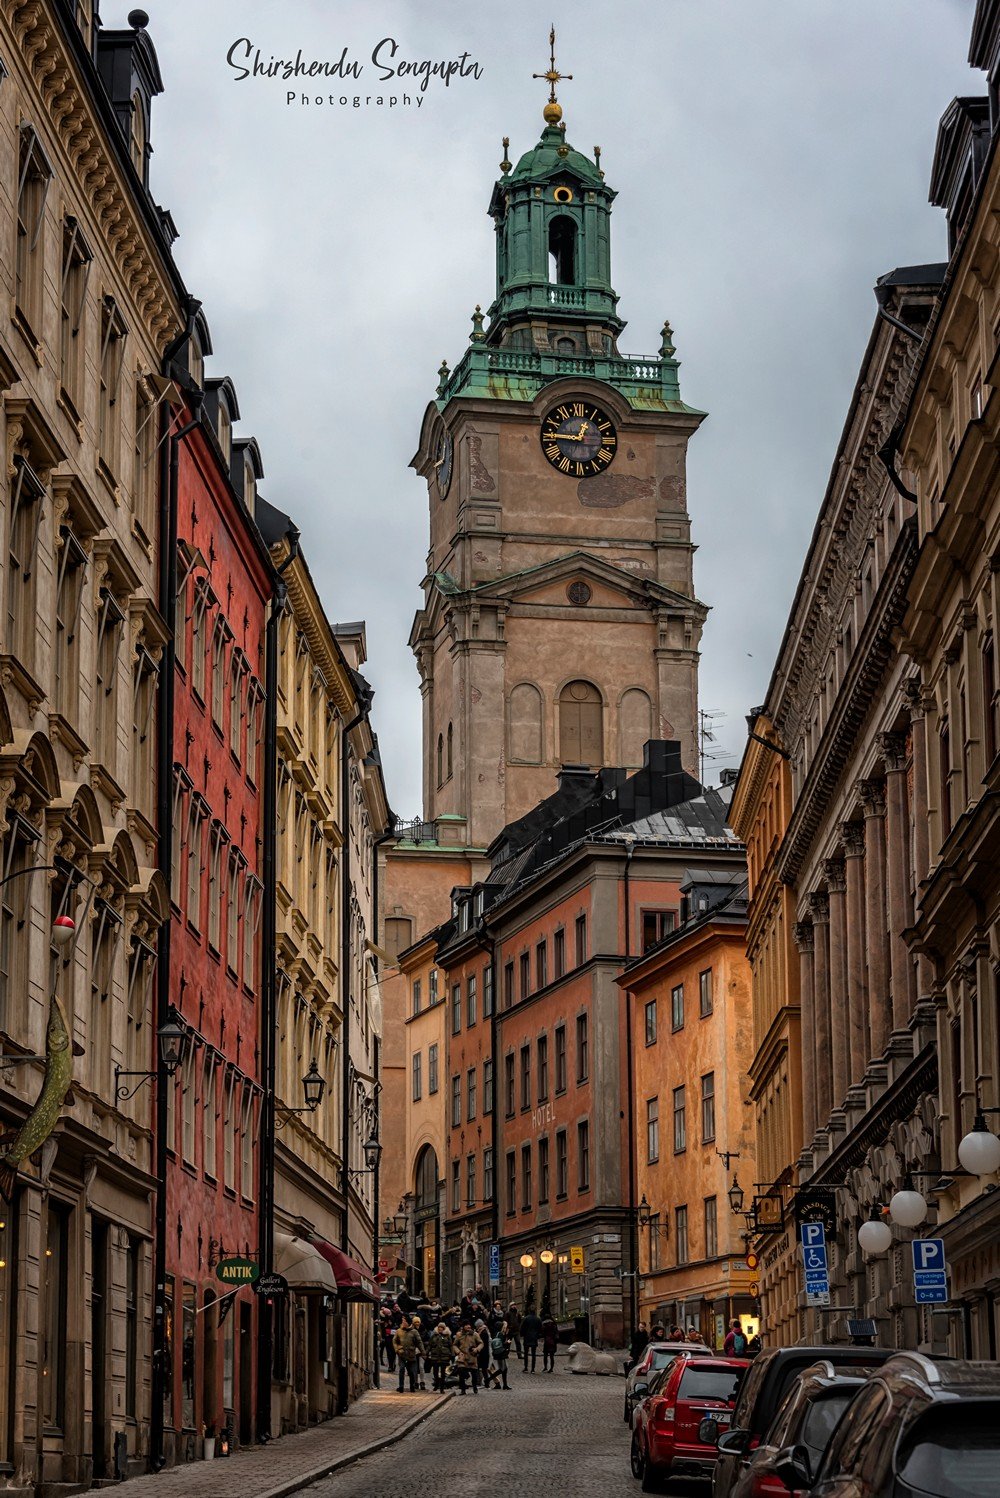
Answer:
[
  {"xmin": 434, "ymin": 429, "xmax": 453, "ymax": 498},
  {"xmin": 541, "ymin": 400, "xmax": 617, "ymax": 477}
]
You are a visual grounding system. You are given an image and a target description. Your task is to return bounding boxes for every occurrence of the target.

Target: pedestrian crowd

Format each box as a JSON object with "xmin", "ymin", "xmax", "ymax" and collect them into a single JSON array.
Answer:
[
  {"xmin": 626, "ymin": 1317, "xmax": 762, "ymax": 1370},
  {"xmin": 379, "ymin": 1286, "xmax": 561, "ymax": 1394}
]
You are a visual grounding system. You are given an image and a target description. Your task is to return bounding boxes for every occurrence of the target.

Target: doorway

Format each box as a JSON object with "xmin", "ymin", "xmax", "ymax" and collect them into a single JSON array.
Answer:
[
  {"xmin": 202, "ymin": 1290, "xmax": 217, "ymax": 1436},
  {"xmin": 91, "ymin": 1220, "xmax": 108, "ymax": 1479}
]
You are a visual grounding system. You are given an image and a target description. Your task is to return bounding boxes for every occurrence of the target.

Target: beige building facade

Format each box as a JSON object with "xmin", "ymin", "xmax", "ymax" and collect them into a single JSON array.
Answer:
[{"xmin": 0, "ymin": 3, "xmax": 183, "ymax": 1487}]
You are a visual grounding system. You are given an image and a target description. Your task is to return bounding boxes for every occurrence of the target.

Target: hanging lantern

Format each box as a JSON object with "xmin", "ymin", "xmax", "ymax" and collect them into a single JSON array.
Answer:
[
  {"xmin": 52, "ymin": 915, "xmax": 75, "ymax": 946},
  {"xmin": 957, "ymin": 1114, "xmax": 1000, "ymax": 1178},
  {"xmin": 858, "ymin": 1210, "xmax": 892, "ymax": 1255},
  {"xmin": 888, "ymin": 1187, "xmax": 927, "ymax": 1228}
]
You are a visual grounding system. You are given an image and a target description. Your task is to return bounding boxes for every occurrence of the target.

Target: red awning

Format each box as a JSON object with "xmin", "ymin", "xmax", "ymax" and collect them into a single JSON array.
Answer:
[{"xmin": 311, "ymin": 1240, "xmax": 378, "ymax": 1303}]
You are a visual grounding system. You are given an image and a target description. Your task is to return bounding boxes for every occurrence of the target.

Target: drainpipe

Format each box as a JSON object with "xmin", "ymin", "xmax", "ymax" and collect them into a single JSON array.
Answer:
[
  {"xmin": 622, "ymin": 836, "xmax": 638, "ymax": 1346},
  {"xmin": 256, "ymin": 527, "xmax": 299, "ymax": 1444},
  {"xmin": 150, "ymin": 297, "xmax": 201, "ymax": 1472},
  {"xmin": 369, "ymin": 823, "xmax": 395, "ymax": 1390}
]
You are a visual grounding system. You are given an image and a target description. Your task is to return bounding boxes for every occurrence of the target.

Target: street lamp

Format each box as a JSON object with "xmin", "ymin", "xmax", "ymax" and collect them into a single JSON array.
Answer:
[
  {"xmin": 519, "ymin": 1252, "xmax": 534, "ymax": 1268},
  {"xmin": 539, "ymin": 1248, "xmax": 554, "ymax": 1265},
  {"xmin": 638, "ymin": 1193, "xmax": 652, "ymax": 1229},
  {"xmin": 728, "ymin": 1176, "xmax": 746, "ymax": 1216},
  {"xmin": 957, "ymin": 1109, "xmax": 1000, "ymax": 1177},
  {"xmin": 857, "ymin": 1207, "xmax": 893, "ymax": 1255},
  {"xmin": 888, "ymin": 1177, "xmax": 928, "ymax": 1228},
  {"xmin": 348, "ymin": 1132, "xmax": 382, "ymax": 1180},
  {"xmin": 275, "ymin": 1059, "xmax": 329, "ymax": 1126},
  {"xmin": 114, "ymin": 1010, "xmax": 188, "ymax": 1101}
]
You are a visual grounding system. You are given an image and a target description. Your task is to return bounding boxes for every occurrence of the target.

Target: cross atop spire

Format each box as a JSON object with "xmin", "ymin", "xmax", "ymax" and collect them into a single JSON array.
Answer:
[{"xmin": 533, "ymin": 24, "xmax": 572, "ymax": 126}]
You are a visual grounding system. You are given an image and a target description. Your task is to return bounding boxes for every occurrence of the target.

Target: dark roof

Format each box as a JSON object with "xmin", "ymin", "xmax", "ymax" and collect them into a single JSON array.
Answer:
[
  {"xmin": 254, "ymin": 494, "xmax": 295, "ymax": 549},
  {"xmin": 875, "ymin": 264, "xmax": 948, "ymax": 288}
]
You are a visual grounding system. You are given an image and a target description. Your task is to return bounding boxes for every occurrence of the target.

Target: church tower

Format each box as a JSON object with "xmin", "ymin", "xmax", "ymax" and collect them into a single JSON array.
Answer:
[{"xmin": 410, "ymin": 36, "xmax": 708, "ymax": 849}]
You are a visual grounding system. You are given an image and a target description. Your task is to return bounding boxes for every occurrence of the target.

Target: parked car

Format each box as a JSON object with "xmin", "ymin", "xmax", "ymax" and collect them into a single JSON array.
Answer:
[
  {"xmin": 712, "ymin": 1345, "xmax": 894, "ymax": 1498},
  {"xmin": 723, "ymin": 1361, "xmax": 874, "ymax": 1498},
  {"xmin": 631, "ymin": 1354, "xmax": 749, "ymax": 1491},
  {"xmin": 625, "ymin": 1340, "xmax": 714, "ymax": 1423},
  {"xmin": 773, "ymin": 1352, "xmax": 1000, "ymax": 1497}
]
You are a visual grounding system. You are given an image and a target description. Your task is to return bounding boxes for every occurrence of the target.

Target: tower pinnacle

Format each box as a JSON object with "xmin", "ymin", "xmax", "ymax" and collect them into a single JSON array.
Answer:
[{"xmin": 532, "ymin": 24, "xmax": 572, "ymax": 126}]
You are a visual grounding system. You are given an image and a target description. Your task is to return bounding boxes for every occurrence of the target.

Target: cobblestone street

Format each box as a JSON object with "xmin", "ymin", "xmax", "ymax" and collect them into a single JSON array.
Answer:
[{"xmin": 301, "ymin": 1365, "xmax": 637, "ymax": 1498}]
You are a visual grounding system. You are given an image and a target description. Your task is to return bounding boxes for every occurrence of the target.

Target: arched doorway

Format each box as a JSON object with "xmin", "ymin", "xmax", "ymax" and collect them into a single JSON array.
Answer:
[
  {"xmin": 462, "ymin": 1242, "xmax": 477, "ymax": 1297},
  {"xmin": 559, "ymin": 680, "xmax": 603, "ymax": 766},
  {"xmin": 412, "ymin": 1147, "xmax": 440, "ymax": 1298}
]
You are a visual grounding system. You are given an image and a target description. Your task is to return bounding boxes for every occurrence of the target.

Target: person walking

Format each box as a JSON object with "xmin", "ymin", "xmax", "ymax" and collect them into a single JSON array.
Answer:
[
  {"xmin": 411, "ymin": 1316, "xmax": 428, "ymax": 1388},
  {"xmin": 491, "ymin": 1320, "xmax": 513, "ymax": 1388},
  {"xmin": 628, "ymin": 1321, "xmax": 649, "ymax": 1370},
  {"xmin": 521, "ymin": 1306, "xmax": 542, "ymax": 1372},
  {"xmin": 541, "ymin": 1314, "xmax": 558, "ymax": 1372},
  {"xmin": 453, "ymin": 1323, "xmax": 482, "ymax": 1395},
  {"xmin": 475, "ymin": 1318, "xmax": 495, "ymax": 1388},
  {"xmin": 724, "ymin": 1319, "xmax": 748, "ymax": 1356},
  {"xmin": 506, "ymin": 1302, "xmax": 523, "ymax": 1361},
  {"xmin": 426, "ymin": 1322, "xmax": 453, "ymax": 1392},
  {"xmin": 393, "ymin": 1316, "xmax": 425, "ymax": 1393}
]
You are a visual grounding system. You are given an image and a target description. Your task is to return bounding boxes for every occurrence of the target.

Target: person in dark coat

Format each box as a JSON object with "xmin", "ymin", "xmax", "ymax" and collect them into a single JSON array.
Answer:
[
  {"xmin": 506, "ymin": 1302, "xmax": 523, "ymax": 1360},
  {"xmin": 541, "ymin": 1315, "xmax": 558, "ymax": 1372},
  {"xmin": 629, "ymin": 1321, "xmax": 649, "ymax": 1369},
  {"xmin": 491, "ymin": 1320, "xmax": 513, "ymax": 1389},
  {"xmin": 475, "ymin": 1319, "xmax": 495, "ymax": 1388},
  {"xmin": 521, "ymin": 1307, "xmax": 542, "ymax": 1372},
  {"xmin": 392, "ymin": 1317, "xmax": 425, "ymax": 1392},
  {"xmin": 425, "ymin": 1323, "xmax": 453, "ymax": 1392}
]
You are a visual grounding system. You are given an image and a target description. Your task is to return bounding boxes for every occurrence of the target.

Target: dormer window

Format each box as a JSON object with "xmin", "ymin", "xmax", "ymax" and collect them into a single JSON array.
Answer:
[
  {"xmin": 188, "ymin": 332, "xmax": 204, "ymax": 392},
  {"xmin": 218, "ymin": 403, "xmax": 231, "ymax": 464},
  {"xmin": 129, "ymin": 91, "xmax": 146, "ymax": 176},
  {"xmin": 244, "ymin": 458, "xmax": 255, "ymax": 515}
]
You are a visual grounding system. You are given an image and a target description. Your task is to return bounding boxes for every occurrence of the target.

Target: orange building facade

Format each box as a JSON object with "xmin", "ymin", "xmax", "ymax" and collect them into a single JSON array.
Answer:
[{"xmin": 621, "ymin": 876, "xmax": 757, "ymax": 1347}]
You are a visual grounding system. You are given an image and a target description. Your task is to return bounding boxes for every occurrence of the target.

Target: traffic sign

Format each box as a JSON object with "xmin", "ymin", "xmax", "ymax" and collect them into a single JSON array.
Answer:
[
  {"xmin": 805, "ymin": 1289, "xmax": 831, "ymax": 1306},
  {"xmin": 488, "ymin": 1242, "xmax": 500, "ymax": 1286},
  {"xmin": 911, "ymin": 1237, "xmax": 948, "ymax": 1305},
  {"xmin": 749, "ymin": 1281, "xmax": 759, "ymax": 1297},
  {"xmin": 915, "ymin": 1283, "xmax": 948, "ymax": 1304},
  {"xmin": 745, "ymin": 1251, "xmax": 760, "ymax": 1271},
  {"xmin": 570, "ymin": 1244, "xmax": 585, "ymax": 1273},
  {"xmin": 801, "ymin": 1244, "xmax": 828, "ymax": 1273},
  {"xmin": 800, "ymin": 1222, "xmax": 827, "ymax": 1249},
  {"xmin": 911, "ymin": 1238, "xmax": 946, "ymax": 1273}
]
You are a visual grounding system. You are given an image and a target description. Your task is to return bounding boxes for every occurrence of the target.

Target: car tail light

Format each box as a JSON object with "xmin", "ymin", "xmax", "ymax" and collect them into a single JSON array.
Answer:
[
  {"xmin": 651, "ymin": 1400, "xmax": 676, "ymax": 1430},
  {"xmin": 749, "ymin": 1475, "xmax": 789, "ymax": 1498}
]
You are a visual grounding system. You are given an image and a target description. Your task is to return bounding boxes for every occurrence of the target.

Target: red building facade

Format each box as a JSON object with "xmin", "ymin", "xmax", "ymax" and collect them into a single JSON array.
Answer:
[{"xmin": 162, "ymin": 346, "xmax": 272, "ymax": 1461}]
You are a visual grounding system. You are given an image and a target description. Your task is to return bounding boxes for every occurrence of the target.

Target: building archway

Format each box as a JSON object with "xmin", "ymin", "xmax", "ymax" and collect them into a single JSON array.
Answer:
[
  {"xmin": 559, "ymin": 680, "xmax": 603, "ymax": 767},
  {"xmin": 462, "ymin": 1242, "xmax": 477, "ymax": 1297},
  {"xmin": 412, "ymin": 1146, "xmax": 440, "ymax": 1298}
]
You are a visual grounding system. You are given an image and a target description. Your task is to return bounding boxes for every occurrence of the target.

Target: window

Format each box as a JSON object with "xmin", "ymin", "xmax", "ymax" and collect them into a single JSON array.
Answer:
[
  {"xmin": 483, "ymin": 964, "xmax": 494, "ymax": 1017},
  {"xmin": 60, "ymin": 217, "xmax": 91, "ymax": 411},
  {"xmin": 575, "ymin": 914, "xmax": 587, "ymax": 966},
  {"xmin": 671, "ymin": 983, "xmax": 685, "ymax": 1031},
  {"xmin": 41, "ymin": 1203, "xmax": 68, "ymax": 1428},
  {"xmin": 202, "ymin": 1058, "xmax": 216, "ymax": 1177},
  {"xmin": 559, "ymin": 679, "xmax": 603, "ymax": 765},
  {"xmin": 450, "ymin": 1074, "xmax": 461, "ymax": 1128},
  {"xmin": 537, "ymin": 1034, "xmax": 549, "ymax": 1101},
  {"xmin": 538, "ymin": 1136, "xmax": 550, "ymax": 1202},
  {"xmin": 554, "ymin": 928, "xmax": 565, "ymax": 978},
  {"xmin": 940, "ymin": 720, "xmax": 951, "ymax": 839},
  {"xmin": 504, "ymin": 1052, "xmax": 515, "ymax": 1116},
  {"xmin": 429, "ymin": 967, "xmax": 439, "ymax": 1004},
  {"xmin": 241, "ymin": 874, "xmax": 262, "ymax": 992},
  {"xmin": 466, "ymin": 1066, "xmax": 476, "ymax": 1121},
  {"xmin": 6, "ymin": 457, "xmax": 45, "ymax": 667},
  {"xmin": 555, "ymin": 1024, "xmax": 567, "ymax": 1093},
  {"xmin": 53, "ymin": 526, "xmax": 87, "ymax": 722},
  {"xmin": 483, "ymin": 1147, "xmax": 494, "ymax": 1203},
  {"xmin": 466, "ymin": 1153, "xmax": 476, "ymax": 1208},
  {"xmin": 428, "ymin": 1043, "xmax": 439, "ymax": 1094},
  {"xmin": 451, "ymin": 1159, "xmax": 461, "ymax": 1214},
  {"xmin": 556, "ymin": 1129, "xmax": 568, "ymax": 1197},
  {"xmin": 412, "ymin": 978, "xmax": 422, "ymax": 1016},
  {"xmin": 15, "ymin": 125, "xmax": 52, "ymax": 335},
  {"xmin": 675, "ymin": 1205, "xmax": 689, "ymax": 1265},
  {"xmin": 0, "ymin": 821, "xmax": 35, "ymax": 1034},
  {"xmin": 190, "ymin": 579, "xmax": 210, "ymax": 700},
  {"xmin": 436, "ymin": 734, "xmax": 444, "ymax": 787},
  {"xmin": 185, "ymin": 798, "xmax": 206, "ymax": 930},
  {"xmin": 240, "ymin": 1088, "xmax": 254, "ymax": 1199},
  {"xmin": 646, "ymin": 1097, "xmax": 659, "ymax": 1163},
  {"xmin": 451, "ymin": 982, "xmax": 461, "ymax": 1035},
  {"xmin": 644, "ymin": 998, "xmax": 657, "ymax": 1046},
  {"xmin": 132, "ymin": 643, "xmax": 158, "ymax": 803},
  {"xmin": 704, "ymin": 1196, "xmax": 718, "ymax": 1259},
  {"xmin": 987, "ymin": 639, "xmax": 1000, "ymax": 765},
  {"xmin": 576, "ymin": 1012, "xmax": 589, "ymax": 1081},
  {"xmin": 98, "ymin": 296, "xmax": 129, "ymax": 473},
  {"xmin": 210, "ymin": 618, "xmax": 227, "ymax": 727},
  {"xmin": 226, "ymin": 851, "xmax": 241, "ymax": 972},
  {"xmin": 95, "ymin": 588, "xmax": 126, "ymax": 767},
  {"xmin": 521, "ymin": 1143, "xmax": 532, "ymax": 1210},
  {"xmin": 577, "ymin": 1120, "xmax": 590, "ymax": 1190},
  {"xmin": 207, "ymin": 823, "xmax": 224, "ymax": 951},
  {"xmin": 673, "ymin": 1085, "xmax": 686, "ymax": 1153},
  {"xmin": 467, "ymin": 972, "xmax": 477, "ymax": 1027},
  {"xmin": 125, "ymin": 1238, "xmax": 140, "ymax": 1418},
  {"xmin": 223, "ymin": 1074, "xmax": 235, "ymax": 1190},
  {"xmin": 699, "ymin": 968, "xmax": 713, "ymax": 1017},
  {"xmin": 520, "ymin": 1044, "xmax": 531, "ymax": 1110},
  {"xmin": 245, "ymin": 681, "xmax": 263, "ymax": 784},
  {"xmin": 536, "ymin": 939, "xmax": 547, "ymax": 989},
  {"xmin": 483, "ymin": 1057, "xmax": 493, "ymax": 1112},
  {"xmin": 412, "ymin": 1051, "xmax": 422, "ymax": 1102},
  {"xmin": 519, "ymin": 950, "xmax": 530, "ymax": 999},
  {"xmin": 701, "ymin": 1072, "xmax": 716, "ymax": 1142},
  {"xmin": 506, "ymin": 1151, "xmax": 516, "ymax": 1216},
  {"xmin": 642, "ymin": 909, "xmax": 677, "ymax": 951},
  {"xmin": 229, "ymin": 654, "xmax": 244, "ymax": 758}
]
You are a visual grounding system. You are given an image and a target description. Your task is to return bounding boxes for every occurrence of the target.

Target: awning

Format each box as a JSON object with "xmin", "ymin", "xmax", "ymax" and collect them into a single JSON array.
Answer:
[
  {"xmin": 311, "ymin": 1239, "xmax": 378, "ymax": 1303},
  {"xmin": 273, "ymin": 1231, "xmax": 338, "ymax": 1295}
]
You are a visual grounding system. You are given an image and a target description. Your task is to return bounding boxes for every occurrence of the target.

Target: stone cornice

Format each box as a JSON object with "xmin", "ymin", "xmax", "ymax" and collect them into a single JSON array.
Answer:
[{"xmin": 776, "ymin": 522, "xmax": 917, "ymax": 887}]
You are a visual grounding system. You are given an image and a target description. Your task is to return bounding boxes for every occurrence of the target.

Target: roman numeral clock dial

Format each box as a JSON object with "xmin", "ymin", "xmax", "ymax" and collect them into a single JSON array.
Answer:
[{"xmin": 540, "ymin": 400, "xmax": 618, "ymax": 477}]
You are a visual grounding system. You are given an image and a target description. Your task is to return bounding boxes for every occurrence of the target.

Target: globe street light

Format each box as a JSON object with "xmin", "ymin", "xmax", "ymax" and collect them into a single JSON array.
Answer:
[
  {"xmin": 857, "ymin": 1208, "xmax": 893, "ymax": 1255},
  {"xmin": 957, "ymin": 1111, "xmax": 1000, "ymax": 1177}
]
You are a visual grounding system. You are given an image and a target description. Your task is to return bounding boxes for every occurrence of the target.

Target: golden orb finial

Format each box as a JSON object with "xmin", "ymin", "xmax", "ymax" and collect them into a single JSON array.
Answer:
[{"xmin": 543, "ymin": 100, "xmax": 563, "ymax": 125}]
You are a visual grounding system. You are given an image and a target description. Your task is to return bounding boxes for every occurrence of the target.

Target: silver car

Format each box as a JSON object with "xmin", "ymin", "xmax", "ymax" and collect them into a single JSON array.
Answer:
[{"xmin": 624, "ymin": 1341, "xmax": 714, "ymax": 1424}]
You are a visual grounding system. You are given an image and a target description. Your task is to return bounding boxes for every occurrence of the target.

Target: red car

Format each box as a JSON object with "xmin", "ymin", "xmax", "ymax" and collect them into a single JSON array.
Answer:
[{"xmin": 631, "ymin": 1353, "xmax": 749, "ymax": 1492}]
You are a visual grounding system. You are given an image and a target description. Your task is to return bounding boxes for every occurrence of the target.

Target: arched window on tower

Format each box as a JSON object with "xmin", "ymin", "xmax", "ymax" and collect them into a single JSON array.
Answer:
[
  {"xmin": 436, "ymin": 733, "xmax": 444, "ymax": 788},
  {"xmin": 548, "ymin": 216, "xmax": 576, "ymax": 286},
  {"xmin": 559, "ymin": 680, "xmax": 603, "ymax": 767},
  {"xmin": 446, "ymin": 722, "xmax": 453, "ymax": 779}
]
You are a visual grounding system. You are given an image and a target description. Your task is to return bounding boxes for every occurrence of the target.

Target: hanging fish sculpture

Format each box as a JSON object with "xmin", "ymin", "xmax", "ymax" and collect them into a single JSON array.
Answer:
[{"xmin": 0, "ymin": 992, "xmax": 74, "ymax": 1203}]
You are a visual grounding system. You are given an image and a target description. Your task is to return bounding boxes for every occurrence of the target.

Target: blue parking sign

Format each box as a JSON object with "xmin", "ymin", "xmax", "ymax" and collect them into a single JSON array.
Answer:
[
  {"xmin": 911, "ymin": 1238, "xmax": 946, "ymax": 1274},
  {"xmin": 800, "ymin": 1222, "xmax": 826, "ymax": 1249},
  {"xmin": 488, "ymin": 1242, "xmax": 500, "ymax": 1286}
]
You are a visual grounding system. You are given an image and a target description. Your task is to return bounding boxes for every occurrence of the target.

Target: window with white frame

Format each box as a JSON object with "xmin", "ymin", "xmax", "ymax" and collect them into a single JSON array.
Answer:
[
  {"xmin": 223, "ymin": 1072, "xmax": 236, "ymax": 1190},
  {"xmin": 98, "ymin": 296, "xmax": 129, "ymax": 474},
  {"xmin": 207, "ymin": 822, "xmax": 225, "ymax": 951},
  {"xmin": 132, "ymin": 643, "xmax": 158, "ymax": 801},
  {"xmin": 132, "ymin": 379, "xmax": 156, "ymax": 539},
  {"xmin": 245, "ymin": 680, "xmax": 262, "ymax": 785},
  {"xmin": 170, "ymin": 769, "xmax": 191, "ymax": 908},
  {"xmin": 190, "ymin": 578, "xmax": 211, "ymax": 699},
  {"xmin": 15, "ymin": 125, "xmax": 52, "ymax": 335},
  {"xmin": 226, "ymin": 851, "xmax": 241, "ymax": 971},
  {"xmin": 60, "ymin": 217, "xmax": 91, "ymax": 412},
  {"xmin": 240, "ymin": 1087, "xmax": 255, "ymax": 1199},
  {"xmin": 181, "ymin": 1047, "xmax": 196, "ymax": 1164},
  {"xmin": 126, "ymin": 930, "xmax": 155, "ymax": 1076},
  {"xmin": 229, "ymin": 652, "xmax": 246, "ymax": 760},
  {"xmin": 242, "ymin": 873, "xmax": 262, "ymax": 991},
  {"xmin": 646, "ymin": 1096, "xmax": 659, "ymax": 1163},
  {"xmin": 210, "ymin": 613, "xmax": 228, "ymax": 727}
]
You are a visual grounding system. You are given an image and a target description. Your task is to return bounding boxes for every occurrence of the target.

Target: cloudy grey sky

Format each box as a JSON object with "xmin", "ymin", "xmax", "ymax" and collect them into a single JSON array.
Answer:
[{"xmin": 130, "ymin": 0, "xmax": 975, "ymax": 815}]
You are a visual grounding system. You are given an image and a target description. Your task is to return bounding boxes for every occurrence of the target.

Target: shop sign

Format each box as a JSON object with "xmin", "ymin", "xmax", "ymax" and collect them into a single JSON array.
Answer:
[
  {"xmin": 794, "ymin": 1187, "xmax": 837, "ymax": 1238},
  {"xmin": 216, "ymin": 1255, "xmax": 259, "ymax": 1285},
  {"xmin": 252, "ymin": 1272, "xmax": 288, "ymax": 1297}
]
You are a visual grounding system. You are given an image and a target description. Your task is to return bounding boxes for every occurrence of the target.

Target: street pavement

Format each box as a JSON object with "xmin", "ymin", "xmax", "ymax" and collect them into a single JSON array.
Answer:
[{"xmin": 301, "ymin": 1359, "xmax": 639, "ymax": 1497}]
